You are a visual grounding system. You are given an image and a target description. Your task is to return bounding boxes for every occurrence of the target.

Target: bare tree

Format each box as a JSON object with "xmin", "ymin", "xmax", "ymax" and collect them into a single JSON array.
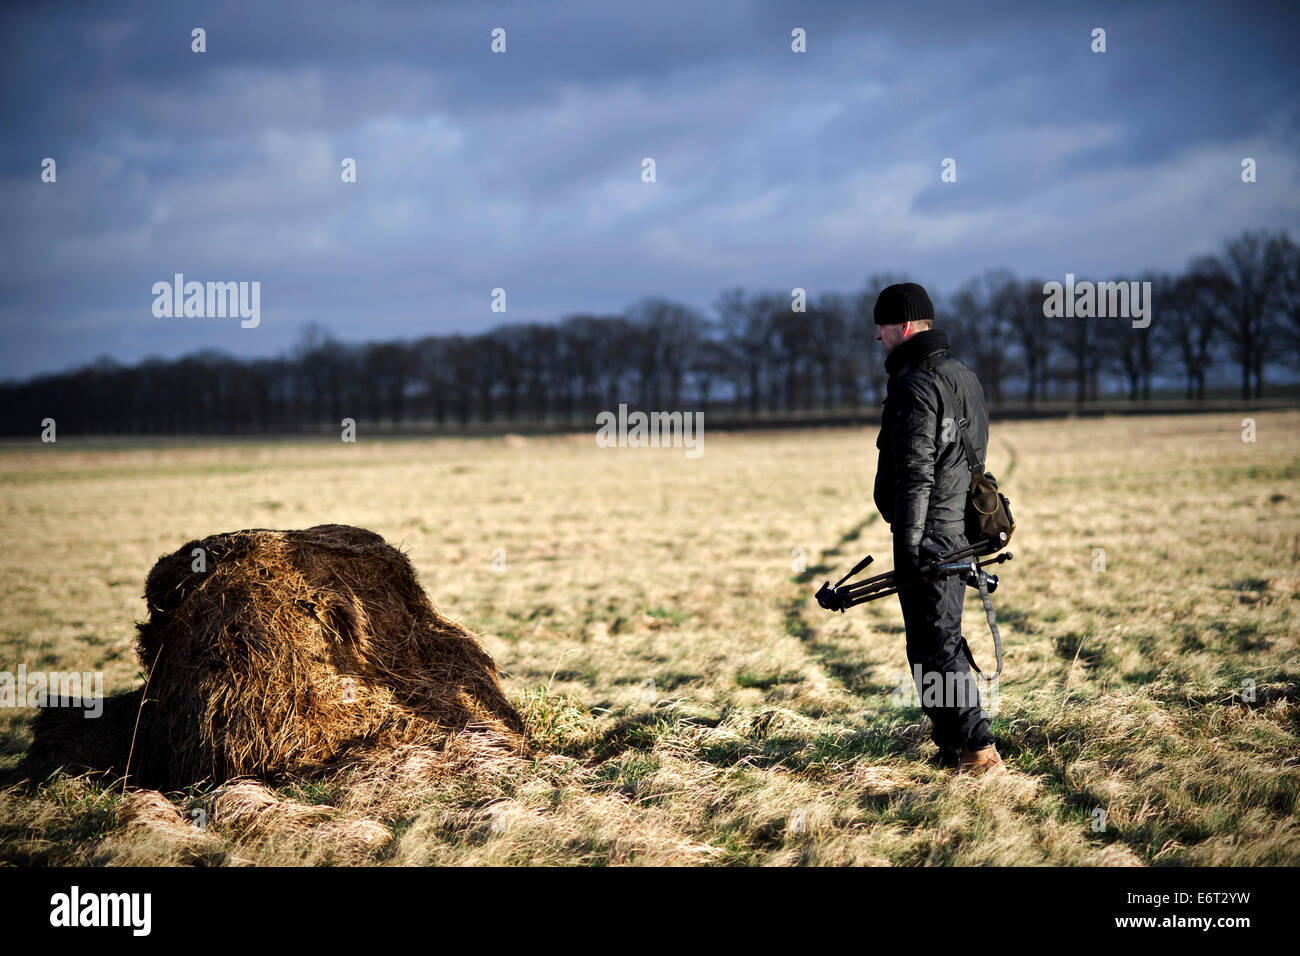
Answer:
[
  {"xmin": 627, "ymin": 298, "xmax": 706, "ymax": 408},
  {"xmin": 687, "ymin": 337, "xmax": 730, "ymax": 412},
  {"xmin": 949, "ymin": 270, "xmax": 1015, "ymax": 403},
  {"xmin": 1155, "ymin": 268, "xmax": 1221, "ymax": 400},
  {"xmin": 715, "ymin": 288, "xmax": 777, "ymax": 414},
  {"xmin": 807, "ymin": 293, "xmax": 853, "ymax": 410},
  {"xmin": 1270, "ymin": 232, "xmax": 1300, "ymax": 370},
  {"xmin": 1201, "ymin": 231, "xmax": 1289, "ymax": 399},
  {"xmin": 998, "ymin": 278, "xmax": 1051, "ymax": 403},
  {"xmin": 1050, "ymin": 277, "xmax": 1108, "ymax": 406},
  {"xmin": 1109, "ymin": 272, "xmax": 1164, "ymax": 401}
]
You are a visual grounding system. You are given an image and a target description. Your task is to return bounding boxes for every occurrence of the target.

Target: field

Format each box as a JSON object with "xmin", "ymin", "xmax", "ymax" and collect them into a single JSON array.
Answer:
[{"xmin": 1, "ymin": 410, "xmax": 1298, "ymax": 866}]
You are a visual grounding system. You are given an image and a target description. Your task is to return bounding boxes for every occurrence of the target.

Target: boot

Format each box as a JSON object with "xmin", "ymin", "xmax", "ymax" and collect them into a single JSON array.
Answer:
[
  {"xmin": 932, "ymin": 745, "xmax": 961, "ymax": 768},
  {"xmin": 957, "ymin": 743, "xmax": 1003, "ymax": 775}
]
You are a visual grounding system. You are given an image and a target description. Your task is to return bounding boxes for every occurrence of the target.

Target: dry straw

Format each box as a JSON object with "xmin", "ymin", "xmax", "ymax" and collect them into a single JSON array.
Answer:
[{"xmin": 21, "ymin": 524, "xmax": 525, "ymax": 789}]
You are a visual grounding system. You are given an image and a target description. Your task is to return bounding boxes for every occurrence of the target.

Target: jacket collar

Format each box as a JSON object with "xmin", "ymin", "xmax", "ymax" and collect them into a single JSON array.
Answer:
[{"xmin": 885, "ymin": 328, "xmax": 949, "ymax": 378}]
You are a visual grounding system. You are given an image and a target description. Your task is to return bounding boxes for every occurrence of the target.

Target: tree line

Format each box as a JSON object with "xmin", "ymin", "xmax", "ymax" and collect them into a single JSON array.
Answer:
[{"xmin": 3, "ymin": 229, "xmax": 1297, "ymax": 436}]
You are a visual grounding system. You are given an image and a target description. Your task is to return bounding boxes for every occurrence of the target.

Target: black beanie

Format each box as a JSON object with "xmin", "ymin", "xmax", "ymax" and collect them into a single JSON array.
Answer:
[{"xmin": 873, "ymin": 282, "xmax": 934, "ymax": 325}]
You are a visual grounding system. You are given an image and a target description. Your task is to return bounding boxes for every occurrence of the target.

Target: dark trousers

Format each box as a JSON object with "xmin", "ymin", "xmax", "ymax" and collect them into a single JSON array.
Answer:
[{"xmin": 898, "ymin": 531, "xmax": 995, "ymax": 751}]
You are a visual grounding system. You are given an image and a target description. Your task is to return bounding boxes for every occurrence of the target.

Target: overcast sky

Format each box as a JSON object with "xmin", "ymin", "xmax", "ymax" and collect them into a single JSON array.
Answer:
[{"xmin": 1, "ymin": 0, "xmax": 1297, "ymax": 381}]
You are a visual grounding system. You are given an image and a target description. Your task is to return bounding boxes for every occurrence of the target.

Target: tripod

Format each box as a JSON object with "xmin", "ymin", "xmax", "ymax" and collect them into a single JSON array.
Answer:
[{"xmin": 813, "ymin": 537, "xmax": 1013, "ymax": 679}]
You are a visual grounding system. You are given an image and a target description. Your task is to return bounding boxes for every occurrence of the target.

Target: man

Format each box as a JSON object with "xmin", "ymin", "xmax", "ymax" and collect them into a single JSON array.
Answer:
[{"xmin": 872, "ymin": 282, "xmax": 1003, "ymax": 774}]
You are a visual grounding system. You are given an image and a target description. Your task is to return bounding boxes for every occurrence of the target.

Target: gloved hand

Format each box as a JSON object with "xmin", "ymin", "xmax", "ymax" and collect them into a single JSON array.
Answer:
[{"xmin": 893, "ymin": 533, "xmax": 924, "ymax": 582}]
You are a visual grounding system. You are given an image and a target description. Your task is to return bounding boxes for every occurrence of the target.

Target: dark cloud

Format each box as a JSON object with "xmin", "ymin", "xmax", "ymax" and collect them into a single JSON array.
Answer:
[{"xmin": 1, "ymin": 0, "xmax": 1298, "ymax": 380}]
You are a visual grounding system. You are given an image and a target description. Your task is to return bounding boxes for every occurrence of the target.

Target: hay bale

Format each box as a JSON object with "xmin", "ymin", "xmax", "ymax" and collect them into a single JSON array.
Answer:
[{"xmin": 21, "ymin": 524, "xmax": 524, "ymax": 789}]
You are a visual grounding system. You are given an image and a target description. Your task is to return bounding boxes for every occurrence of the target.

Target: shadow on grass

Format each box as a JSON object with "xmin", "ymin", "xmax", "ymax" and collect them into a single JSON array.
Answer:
[
  {"xmin": 1052, "ymin": 632, "xmax": 1107, "ymax": 667},
  {"xmin": 799, "ymin": 514, "xmax": 881, "ymax": 581}
]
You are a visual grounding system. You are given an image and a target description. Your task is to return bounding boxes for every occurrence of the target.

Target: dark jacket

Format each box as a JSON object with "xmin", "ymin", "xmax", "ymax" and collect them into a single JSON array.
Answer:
[{"xmin": 873, "ymin": 329, "xmax": 990, "ymax": 567}]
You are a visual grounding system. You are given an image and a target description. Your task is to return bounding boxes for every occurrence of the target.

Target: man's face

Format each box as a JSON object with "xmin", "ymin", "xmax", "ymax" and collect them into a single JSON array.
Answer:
[{"xmin": 875, "ymin": 321, "xmax": 911, "ymax": 353}]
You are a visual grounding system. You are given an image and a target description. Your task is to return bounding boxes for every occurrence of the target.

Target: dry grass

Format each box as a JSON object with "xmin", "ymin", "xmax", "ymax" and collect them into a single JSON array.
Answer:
[{"xmin": 0, "ymin": 410, "xmax": 1297, "ymax": 865}]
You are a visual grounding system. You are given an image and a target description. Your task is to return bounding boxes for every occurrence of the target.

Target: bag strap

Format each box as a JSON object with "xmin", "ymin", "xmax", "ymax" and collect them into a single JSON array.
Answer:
[{"xmin": 916, "ymin": 356, "xmax": 983, "ymax": 476}]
